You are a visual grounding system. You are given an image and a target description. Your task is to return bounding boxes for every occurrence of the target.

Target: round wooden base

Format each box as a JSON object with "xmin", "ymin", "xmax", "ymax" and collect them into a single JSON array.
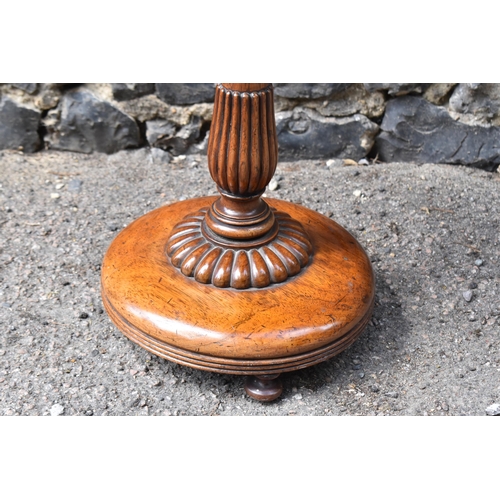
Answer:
[{"xmin": 101, "ymin": 197, "xmax": 375, "ymax": 400}]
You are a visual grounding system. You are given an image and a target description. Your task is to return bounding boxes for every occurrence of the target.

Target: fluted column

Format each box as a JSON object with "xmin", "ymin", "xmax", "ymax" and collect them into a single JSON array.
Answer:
[
  {"xmin": 208, "ymin": 83, "xmax": 278, "ymax": 196},
  {"xmin": 203, "ymin": 83, "xmax": 278, "ymax": 246},
  {"xmin": 166, "ymin": 83, "xmax": 313, "ymax": 289}
]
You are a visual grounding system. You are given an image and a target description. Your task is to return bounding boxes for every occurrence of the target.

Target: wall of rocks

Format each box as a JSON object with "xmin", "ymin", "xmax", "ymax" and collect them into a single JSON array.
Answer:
[{"xmin": 1, "ymin": 83, "xmax": 500, "ymax": 171}]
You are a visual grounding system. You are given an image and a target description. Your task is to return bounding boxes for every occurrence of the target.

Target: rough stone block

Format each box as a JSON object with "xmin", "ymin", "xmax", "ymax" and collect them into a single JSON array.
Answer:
[
  {"xmin": 449, "ymin": 83, "xmax": 500, "ymax": 126},
  {"xmin": 364, "ymin": 83, "xmax": 430, "ymax": 96},
  {"xmin": 45, "ymin": 90, "xmax": 140, "ymax": 154},
  {"xmin": 0, "ymin": 96, "xmax": 41, "ymax": 152},
  {"xmin": 11, "ymin": 83, "xmax": 38, "ymax": 94},
  {"xmin": 376, "ymin": 96, "xmax": 500, "ymax": 171},
  {"xmin": 115, "ymin": 94, "xmax": 213, "ymax": 125},
  {"xmin": 34, "ymin": 84, "xmax": 62, "ymax": 111},
  {"xmin": 274, "ymin": 83, "xmax": 350, "ymax": 100},
  {"xmin": 111, "ymin": 83, "xmax": 155, "ymax": 101},
  {"xmin": 146, "ymin": 116, "xmax": 202, "ymax": 156},
  {"xmin": 146, "ymin": 120, "xmax": 176, "ymax": 146},
  {"xmin": 156, "ymin": 84, "xmax": 215, "ymax": 105},
  {"xmin": 423, "ymin": 83, "xmax": 457, "ymax": 105},
  {"xmin": 304, "ymin": 84, "xmax": 385, "ymax": 118},
  {"xmin": 276, "ymin": 107, "xmax": 378, "ymax": 161}
]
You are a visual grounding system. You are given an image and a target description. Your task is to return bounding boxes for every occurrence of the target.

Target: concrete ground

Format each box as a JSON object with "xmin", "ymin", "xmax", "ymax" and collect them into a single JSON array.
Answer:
[{"xmin": 0, "ymin": 148, "xmax": 499, "ymax": 416}]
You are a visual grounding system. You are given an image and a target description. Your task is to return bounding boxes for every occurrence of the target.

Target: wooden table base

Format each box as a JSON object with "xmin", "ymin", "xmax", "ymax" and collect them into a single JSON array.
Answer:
[
  {"xmin": 101, "ymin": 83, "xmax": 375, "ymax": 402},
  {"xmin": 101, "ymin": 197, "xmax": 374, "ymax": 400}
]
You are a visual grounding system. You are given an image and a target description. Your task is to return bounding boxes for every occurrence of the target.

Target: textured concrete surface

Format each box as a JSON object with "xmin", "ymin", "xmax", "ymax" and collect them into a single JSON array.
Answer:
[{"xmin": 1, "ymin": 148, "xmax": 499, "ymax": 416}]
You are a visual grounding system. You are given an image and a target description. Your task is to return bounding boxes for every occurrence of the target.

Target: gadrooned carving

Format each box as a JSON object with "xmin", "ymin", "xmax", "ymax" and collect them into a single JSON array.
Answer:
[{"xmin": 166, "ymin": 207, "xmax": 313, "ymax": 289}]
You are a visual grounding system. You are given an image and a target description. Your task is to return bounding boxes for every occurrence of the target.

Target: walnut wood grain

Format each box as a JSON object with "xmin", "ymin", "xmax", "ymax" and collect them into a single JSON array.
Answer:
[{"xmin": 102, "ymin": 197, "xmax": 375, "ymax": 374}]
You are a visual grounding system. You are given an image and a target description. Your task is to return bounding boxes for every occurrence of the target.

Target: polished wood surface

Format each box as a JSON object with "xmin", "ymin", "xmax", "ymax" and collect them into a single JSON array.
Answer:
[
  {"xmin": 167, "ymin": 84, "xmax": 312, "ymax": 290},
  {"xmin": 166, "ymin": 205, "xmax": 312, "ymax": 289},
  {"xmin": 244, "ymin": 375, "xmax": 283, "ymax": 401},
  {"xmin": 101, "ymin": 82, "xmax": 375, "ymax": 400},
  {"xmin": 101, "ymin": 197, "xmax": 374, "ymax": 374},
  {"xmin": 208, "ymin": 83, "xmax": 277, "ymax": 197}
]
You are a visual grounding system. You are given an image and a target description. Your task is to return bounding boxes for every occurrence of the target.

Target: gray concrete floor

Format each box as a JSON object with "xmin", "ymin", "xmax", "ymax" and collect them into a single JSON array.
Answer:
[{"xmin": 1, "ymin": 148, "xmax": 499, "ymax": 415}]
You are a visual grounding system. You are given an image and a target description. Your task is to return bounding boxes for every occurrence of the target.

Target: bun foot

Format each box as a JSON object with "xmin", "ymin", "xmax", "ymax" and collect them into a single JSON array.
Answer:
[{"xmin": 245, "ymin": 374, "xmax": 283, "ymax": 402}]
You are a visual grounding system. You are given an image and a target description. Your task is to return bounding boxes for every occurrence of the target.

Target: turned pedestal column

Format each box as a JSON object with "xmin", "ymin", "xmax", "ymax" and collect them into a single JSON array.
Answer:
[{"xmin": 101, "ymin": 83, "xmax": 375, "ymax": 401}]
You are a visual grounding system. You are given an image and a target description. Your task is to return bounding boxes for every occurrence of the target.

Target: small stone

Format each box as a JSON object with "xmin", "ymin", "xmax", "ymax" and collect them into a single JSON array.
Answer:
[
  {"xmin": 343, "ymin": 159, "xmax": 358, "ymax": 166},
  {"xmin": 55, "ymin": 183, "xmax": 64, "ymax": 190},
  {"xmin": 385, "ymin": 392, "xmax": 399, "ymax": 398},
  {"xmin": 475, "ymin": 259, "xmax": 483, "ymax": 266},
  {"xmin": 359, "ymin": 372, "xmax": 365, "ymax": 379},
  {"xmin": 50, "ymin": 404, "xmax": 64, "ymax": 416},
  {"xmin": 463, "ymin": 290, "xmax": 473, "ymax": 302},
  {"xmin": 79, "ymin": 312, "xmax": 89, "ymax": 319},
  {"xmin": 370, "ymin": 385, "xmax": 380, "ymax": 393},
  {"xmin": 268, "ymin": 178, "xmax": 279, "ymax": 191},
  {"xmin": 326, "ymin": 159, "xmax": 335, "ymax": 167},
  {"xmin": 353, "ymin": 189, "xmax": 362, "ymax": 197},
  {"xmin": 293, "ymin": 393, "xmax": 303, "ymax": 400},
  {"xmin": 50, "ymin": 193, "xmax": 60, "ymax": 199},
  {"xmin": 485, "ymin": 403, "xmax": 500, "ymax": 416},
  {"xmin": 1, "ymin": 302, "xmax": 11, "ymax": 308},
  {"xmin": 67, "ymin": 178, "xmax": 82, "ymax": 192},
  {"xmin": 150, "ymin": 147, "xmax": 171, "ymax": 164},
  {"xmin": 358, "ymin": 158, "xmax": 369, "ymax": 165}
]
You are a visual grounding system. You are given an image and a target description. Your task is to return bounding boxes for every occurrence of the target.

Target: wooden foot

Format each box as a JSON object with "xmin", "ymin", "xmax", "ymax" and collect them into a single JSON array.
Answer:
[{"xmin": 245, "ymin": 374, "xmax": 283, "ymax": 402}]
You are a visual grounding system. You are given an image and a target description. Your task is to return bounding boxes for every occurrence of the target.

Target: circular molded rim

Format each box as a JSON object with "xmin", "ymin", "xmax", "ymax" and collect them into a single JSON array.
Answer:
[{"xmin": 102, "ymin": 292, "xmax": 373, "ymax": 375}]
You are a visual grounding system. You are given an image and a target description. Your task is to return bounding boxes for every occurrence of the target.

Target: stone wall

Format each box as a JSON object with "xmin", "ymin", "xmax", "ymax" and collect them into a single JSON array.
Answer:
[{"xmin": 1, "ymin": 83, "xmax": 500, "ymax": 171}]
